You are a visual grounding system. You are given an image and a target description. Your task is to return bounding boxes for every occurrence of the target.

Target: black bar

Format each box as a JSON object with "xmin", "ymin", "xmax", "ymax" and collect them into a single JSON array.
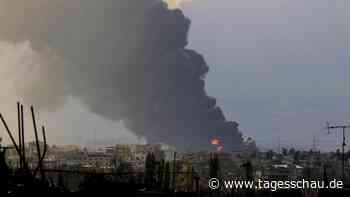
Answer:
[
  {"xmin": 342, "ymin": 128, "xmax": 345, "ymax": 181},
  {"xmin": 0, "ymin": 114, "xmax": 20, "ymax": 155},
  {"xmin": 39, "ymin": 126, "xmax": 47, "ymax": 181},
  {"xmin": 41, "ymin": 126, "xmax": 47, "ymax": 159},
  {"xmin": 172, "ymin": 151, "xmax": 177, "ymax": 190},
  {"xmin": 17, "ymin": 102, "xmax": 22, "ymax": 168},
  {"xmin": 31, "ymin": 106, "xmax": 44, "ymax": 179},
  {"xmin": 21, "ymin": 105, "xmax": 26, "ymax": 167}
]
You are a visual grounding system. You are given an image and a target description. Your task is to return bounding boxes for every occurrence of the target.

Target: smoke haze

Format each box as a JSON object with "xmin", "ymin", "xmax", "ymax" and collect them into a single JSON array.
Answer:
[{"xmin": 0, "ymin": 0, "xmax": 244, "ymax": 150}]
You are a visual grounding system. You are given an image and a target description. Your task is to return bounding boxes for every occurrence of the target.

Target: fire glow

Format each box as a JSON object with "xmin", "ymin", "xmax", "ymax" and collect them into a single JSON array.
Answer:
[
  {"xmin": 211, "ymin": 138, "xmax": 224, "ymax": 152},
  {"xmin": 211, "ymin": 138, "xmax": 221, "ymax": 146},
  {"xmin": 165, "ymin": 0, "xmax": 192, "ymax": 9}
]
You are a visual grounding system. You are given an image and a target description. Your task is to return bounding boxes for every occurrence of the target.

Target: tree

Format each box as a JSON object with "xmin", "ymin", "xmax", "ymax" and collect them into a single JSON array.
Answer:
[
  {"xmin": 293, "ymin": 150, "xmax": 301, "ymax": 164},
  {"xmin": 209, "ymin": 154, "xmax": 220, "ymax": 178},
  {"xmin": 163, "ymin": 161, "xmax": 171, "ymax": 191},
  {"xmin": 144, "ymin": 153, "xmax": 156, "ymax": 189},
  {"xmin": 289, "ymin": 148, "xmax": 296, "ymax": 156},
  {"xmin": 157, "ymin": 159, "xmax": 165, "ymax": 189},
  {"xmin": 302, "ymin": 165, "xmax": 312, "ymax": 180},
  {"xmin": 185, "ymin": 164, "xmax": 194, "ymax": 192},
  {"xmin": 346, "ymin": 150, "xmax": 350, "ymax": 160},
  {"xmin": 335, "ymin": 149, "xmax": 341, "ymax": 160},
  {"xmin": 266, "ymin": 150, "xmax": 274, "ymax": 160},
  {"xmin": 242, "ymin": 160, "xmax": 253, "ymax": 181},
  {"xmin": 282, "ymin": 148, "xmax": 288, "ymax": 156},
  {"xmin": 241, "ymin": 160, "xmax": 254, "ymax": 197},
  {"xmin": 115, "ymin": 159, "xmax": 134, "ymax": 183}
]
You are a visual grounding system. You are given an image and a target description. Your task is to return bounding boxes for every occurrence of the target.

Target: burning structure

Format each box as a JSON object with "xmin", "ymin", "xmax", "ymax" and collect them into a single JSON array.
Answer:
[
  {"xmin": 0, "ymin": 0, "xmax": 248, "ymax": 151},
  {"xmin": 211, "ymin": 138, "xmax": 224, "ymax": 152}
]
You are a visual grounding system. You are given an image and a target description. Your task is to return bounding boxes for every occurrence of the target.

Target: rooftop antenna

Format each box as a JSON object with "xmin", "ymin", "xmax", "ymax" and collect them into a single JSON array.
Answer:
[{"xmin": 325, "ymin": 122, "xmax": 349, "ymax": 181}]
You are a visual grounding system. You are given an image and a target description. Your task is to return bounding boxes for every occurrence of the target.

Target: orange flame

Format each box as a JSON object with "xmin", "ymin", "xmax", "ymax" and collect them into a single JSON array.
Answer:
[
  {"xmin": 211, "ymin": 138, "xmax": 221, "ymax": 146},
  {"xmin": 211, "ymin": 137, "xmax": 224, "ymax": 152}
]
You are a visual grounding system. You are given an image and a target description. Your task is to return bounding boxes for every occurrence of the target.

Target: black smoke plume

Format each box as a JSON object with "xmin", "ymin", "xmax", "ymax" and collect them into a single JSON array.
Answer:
[{"xmin": 0, "ymin": 0, "xmax": 245, "ymax": 151}]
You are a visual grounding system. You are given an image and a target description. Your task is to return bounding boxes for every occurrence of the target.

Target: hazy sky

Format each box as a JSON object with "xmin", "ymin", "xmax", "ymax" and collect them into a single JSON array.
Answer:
[
  {"xmin": 0, "ymin": 41, "xmax": 141, "ymax": 147},
  {"xmin": 181, "ymin": 0, "xmax": 350, "ymax": 150},
  {"xmin": 1, "ymin": 0, "xmax": 350, "ymax": 151}
]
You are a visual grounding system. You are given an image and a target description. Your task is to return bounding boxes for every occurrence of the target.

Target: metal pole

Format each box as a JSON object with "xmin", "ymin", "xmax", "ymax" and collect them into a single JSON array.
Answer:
[
  {"xmin": 17, "ymin": 102, "xmax": 22, "ymax": 168},
  {"xmin": 41, "ymin": 126, "xmax": 47, "ymax": 159},
  {"xmin": 21, "ymin": 105, "xmax": 26, "ymax": 167},
  {"xmin": 34, "ymin": 127, "xmax": 47, "ymax": 168},
  {"xmin": 342, "ymin": 127, "xmax": 345, "ymax": 180},
  {"xmin": 31, "ymin": 106, "xmax": 43, "ymax": 178},
  {"xmin": 0, "ymin": 114, "xmax": 20, "ymax": 155},
  {"xmin": 33, "ymin": 126, "xmax": 48, "ymax": 180},
  {"xmin": 36, "ymin": 126, "xmax": 47, "ymax": 181}
]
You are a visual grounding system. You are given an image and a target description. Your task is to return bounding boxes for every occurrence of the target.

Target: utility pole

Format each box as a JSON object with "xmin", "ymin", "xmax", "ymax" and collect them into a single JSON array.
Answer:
[{"xmin": 326, "ymin": 122, "xmax": 349, "ymax": 181}]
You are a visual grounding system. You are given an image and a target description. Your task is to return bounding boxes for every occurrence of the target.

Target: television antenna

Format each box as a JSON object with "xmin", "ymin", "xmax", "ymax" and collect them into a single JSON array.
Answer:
[{"xmin": 325, "ymin": 122, "xmax": 349, "ymax": 181}]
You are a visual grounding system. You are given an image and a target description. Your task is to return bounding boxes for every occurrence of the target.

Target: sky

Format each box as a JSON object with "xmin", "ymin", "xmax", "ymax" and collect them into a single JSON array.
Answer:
[
  {"xmin": 181, "ymin": 0, "xmax": 350, "ymax": 150},
  {"xmin": 1, "ymin": 0, "xmax": 350, "ymax": 151}
]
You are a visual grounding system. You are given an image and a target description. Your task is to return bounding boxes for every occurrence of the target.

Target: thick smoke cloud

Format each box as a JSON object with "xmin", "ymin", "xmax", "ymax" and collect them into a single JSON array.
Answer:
[{"xmin": 0, "ymin": 0, "xmax": 244, "ymax": 150}]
